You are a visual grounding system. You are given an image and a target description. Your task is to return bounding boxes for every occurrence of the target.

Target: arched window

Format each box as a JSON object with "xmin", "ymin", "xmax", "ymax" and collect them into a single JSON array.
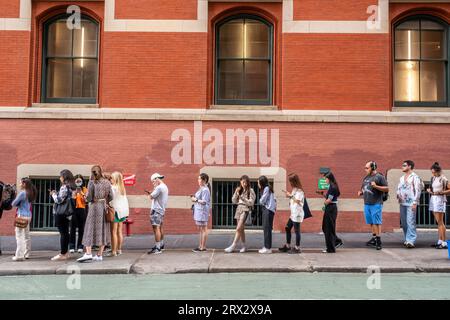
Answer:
[
  {"xmin": 394, "ymin": 16, "xmax": 448, "ymax": 106},
  {"xmin": 215, "ymin": 15, "xmax": 273, "ymax": 105},
  {"xmin": 42, "ymin": 14, "xmax": 99, "ymax": 103}
]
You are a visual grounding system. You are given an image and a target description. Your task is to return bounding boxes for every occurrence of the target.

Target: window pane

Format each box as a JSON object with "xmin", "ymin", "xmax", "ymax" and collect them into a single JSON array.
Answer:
[
  {"xmin": 244, "ymin": 60, "xmax": 269, "ymax": 100},
  {"xmin": 397, "ymin": 20, "xmax": 419, "ymax": 30},
  {"xmin": 245, "ymin": 19, "xmax": 269, "ymax": 58},
  {"xmin": 421, "ymin": 19, "xmax": 444, "ymax": 30},
  {"xmin": 421, "ymin": 30, "xmax": 445, "ymax": 59},
  {"xmin": 420, "ymin": 61, "xmax": 446, "ymax": 102},
  {"xmin": 395, "ymin": 30, "xmax": 420, "ymax": 60},
  {"xmin": 219, "ymin": 20, "xmax": 243, "ymax": 58},
  {"xmin": 46, "ymin": 58, "xmax": 72, "ymax": 98},
  {"xmin": 47, "ymin": 20, "xmax": 72, "ymax": 57},
  {"xmin": 218, "ymin": 60, "xmax": 243, "ymax": 100},
  {"xmin": 73, "ymin": 20, "xmax": 98, "ymax": 58},
  {"xmin": 73, "ymin": 59, "xmax": 98, "ymax": 98},
  {"xmin": 394, "ymin": 61, "xmax": 419, "ymax": 101}
]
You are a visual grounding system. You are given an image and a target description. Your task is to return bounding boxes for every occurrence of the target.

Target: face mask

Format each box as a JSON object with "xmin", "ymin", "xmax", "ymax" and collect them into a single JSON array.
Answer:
[{"xmin": 75, "ymin": 180, "xmax": 83, "ymax": 187}]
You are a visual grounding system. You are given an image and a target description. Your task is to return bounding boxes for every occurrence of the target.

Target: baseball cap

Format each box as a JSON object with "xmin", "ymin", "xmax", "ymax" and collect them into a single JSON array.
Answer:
[{"xmin": 150, "ymin": 173, "xmax": 164, "ymax": 181}]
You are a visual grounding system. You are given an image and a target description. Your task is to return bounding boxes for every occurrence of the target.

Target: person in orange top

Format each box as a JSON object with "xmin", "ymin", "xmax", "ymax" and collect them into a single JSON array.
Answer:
[{"xmin": 69, "ymin": 175, "xmax": 88, "ymax": 254}]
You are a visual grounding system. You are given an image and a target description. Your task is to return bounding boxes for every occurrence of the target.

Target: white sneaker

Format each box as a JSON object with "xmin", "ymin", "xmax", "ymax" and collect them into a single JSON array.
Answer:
[
  {"xmin": 77, "ymin": 253, "xmax": 93, "ymax": 263},
  {"xmin": 224, "ymin": 244, "xmax": 236, "ymax": 253},
  {"xmin": 77, "ymin": 249, "xmax": 84, "ymax": 254},
  {"xmin": 93, "ymin": 255, "xmax": 103, "ymax": 262},
  {"xmin": 239, "ymin": 247, "xmax": 247, "ymax": 253},
  {"xmin": 69, "ymin": 249, "xmax": 75, "ymax": 254},
  {"xmin": 12, "ymin": 256, "xmax": 25, "ymax": 261},
  {"xmin": 51, "ymin": 254, "xmax": 68, "ymax": 261},
  {"xmin": 258, "ymin": 248, "xmax": 272, "ymax": 254}
]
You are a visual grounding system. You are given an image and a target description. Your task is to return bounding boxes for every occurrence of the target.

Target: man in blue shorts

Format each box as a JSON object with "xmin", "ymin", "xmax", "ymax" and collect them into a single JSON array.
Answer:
[{"xmin": 358, "ymin": 161, "xmax": 389, "ymax": 250}]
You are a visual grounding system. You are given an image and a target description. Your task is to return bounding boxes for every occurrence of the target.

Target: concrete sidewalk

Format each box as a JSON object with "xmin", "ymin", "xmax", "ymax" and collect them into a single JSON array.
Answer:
[{"xmin": 0, "ymin": 231, "xmax": 449, "ymax": 275}]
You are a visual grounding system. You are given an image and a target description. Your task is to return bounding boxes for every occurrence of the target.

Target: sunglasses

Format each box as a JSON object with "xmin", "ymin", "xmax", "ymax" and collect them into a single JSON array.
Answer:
[{"xmin": 402, "ymin": 164, "xmax": 408, "ymax": 167}]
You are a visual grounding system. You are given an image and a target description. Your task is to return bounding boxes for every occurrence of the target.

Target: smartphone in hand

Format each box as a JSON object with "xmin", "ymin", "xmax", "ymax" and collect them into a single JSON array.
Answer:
[{"xmin": 144, "ymin": 190, "xmax": 151, "ymax": 195}]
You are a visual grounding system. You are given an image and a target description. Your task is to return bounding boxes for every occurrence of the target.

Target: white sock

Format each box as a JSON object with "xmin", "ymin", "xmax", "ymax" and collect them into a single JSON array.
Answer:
[
  {"xmin": 156, "ymin": 242, "xmax": 161, "ymax": 249},
  {"xmin": 438, "ymin": 240, "xmax": 443, "ymax": 245},
  {"xmin": 160, "ymin": 240, "xmax": 164, "ymax": 246}
]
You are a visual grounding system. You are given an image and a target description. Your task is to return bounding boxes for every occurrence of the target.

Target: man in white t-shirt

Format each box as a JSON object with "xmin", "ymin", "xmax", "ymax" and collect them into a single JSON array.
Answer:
[{"xmin": 147, "ymin": 173, "xmax": 169, "ymax": 254}]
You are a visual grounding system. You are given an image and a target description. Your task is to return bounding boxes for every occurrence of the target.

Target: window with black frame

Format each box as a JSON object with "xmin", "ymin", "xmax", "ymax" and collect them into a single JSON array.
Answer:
[
  {"xmin": 42, "ymin": 15, "xmax": 99, "ymax": 103},
  {"xmin": 215, "ymin": 15, "xmax": 273, "ymax": 105},
  {"xmin": 394, "ymin": 17, "xmax": 448, "ymax": 107}
]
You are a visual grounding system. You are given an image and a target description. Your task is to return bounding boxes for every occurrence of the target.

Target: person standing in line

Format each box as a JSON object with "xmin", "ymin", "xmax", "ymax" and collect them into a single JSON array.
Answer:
[
  {"xmin": 258, "ymin": 176, "xmax": 277, "ymax": 254},
  {"xmin": 358, "ymin": 161, "xmax": 389, "ymax": 251},
  {"xmin": 279, "ymin": 173, "xmax": 304, "ymax": 254},
  {"xmin": 69, "ymin": 175, "xmax": 88, "ymax": 254},
  {"xmin": 107, "ymin": 171, "xmax": 129, "ymax": 257},
  {"xmin": 319, "ymin": 172, "xmax": 342, "ymax": 253},
  {"xmin": 396, "ymin": 160, "xmax": 423, "ymax": 249},
  {"xmin": 191, "ymin": 173, "xmax": 211, "ymax": 253},
  {"xmin": 224, "ymin": 175, "xmax": 256, "ymax": 253},
  {"xmin": 147, "ymin": 173, "xmax": 169, "ymax": 255},
  {"xmin": 50, "ymin": 170, "xmax": 76, "ymax": 261},
  {"xmin": 77, "ymin": 166, "xmax": 113, "ymax": 262},
  {"xmin": 427, "ymin": 162, "xmax": 449, "ymax": 249},
  {"xmin": 11, "ymin": 178, "xmax": 36, "ymax": 261}
]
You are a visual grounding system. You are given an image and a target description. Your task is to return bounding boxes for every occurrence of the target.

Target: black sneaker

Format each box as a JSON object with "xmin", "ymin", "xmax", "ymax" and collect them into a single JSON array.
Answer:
[
  {"xmin": 375, "ymin": 238, "xmax": 382, "ymax": 250},
  {"xmin": 366, "ymin": 237, "xmax": 376, "ymax": 247},
  {"xmin": 436, "ymin": 243, "xmax": 448, "ymax": 250},
  {"xmin": 278, "ymin": 245, "xmax": 290, "ymax": 253},
  {"xmin": 192, "ymin": 248, "xmax": 202, "ymax": 253},
  {"xmin": 288, "ymin": 247, "xmax": 301, "ymax": 254},
  {"xmin": 148, "ymin": 246, "xmax": 161, "ymax": 254},
  {"xmin": 335, "ymin": 241, "xmax": 344, "ymax": 249},
  {"xmin": 160, "ymin": 244, "xmax": 165, "ymax": 251}
]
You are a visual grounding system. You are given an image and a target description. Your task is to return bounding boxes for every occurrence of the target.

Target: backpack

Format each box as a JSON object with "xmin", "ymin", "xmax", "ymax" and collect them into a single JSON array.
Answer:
[{"xmin": 376, "ymin": 173, "xmax": 389, "ymax": 202}]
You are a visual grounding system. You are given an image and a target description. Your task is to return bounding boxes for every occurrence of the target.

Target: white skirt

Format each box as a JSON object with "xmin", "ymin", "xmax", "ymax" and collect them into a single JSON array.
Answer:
[{"xmin": 429, "ymin": 195, "xmax": 446, "ymax": 213}]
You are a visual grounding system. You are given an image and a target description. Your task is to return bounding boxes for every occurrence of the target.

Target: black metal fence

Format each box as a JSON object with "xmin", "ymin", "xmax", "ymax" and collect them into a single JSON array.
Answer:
[
  {"xmin": 30, "ymin": 178, "xmax": 60, "ymax": 231},
  {"xmin": 212, "ymin": 180, "xmax": 266, "ymax": 229},
  {"xmin": 416, "ymin": 183, "xmax": 450, "ymax": 228}
]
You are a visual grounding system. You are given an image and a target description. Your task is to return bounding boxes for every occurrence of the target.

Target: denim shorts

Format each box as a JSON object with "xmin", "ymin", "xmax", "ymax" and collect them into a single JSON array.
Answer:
[
  {"xmin": 150, "ymin": 210, "xmax": 164, "ymax": 226},
  {"xmin": 364, "ymin": 203, "xmax": 383, "ymax": 225}
]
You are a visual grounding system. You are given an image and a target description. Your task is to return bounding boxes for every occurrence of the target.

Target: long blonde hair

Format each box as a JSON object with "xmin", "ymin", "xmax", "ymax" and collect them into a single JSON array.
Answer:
[{"xmin": 111, "ymin": 171, "xmax": 126, "ymax": 196}]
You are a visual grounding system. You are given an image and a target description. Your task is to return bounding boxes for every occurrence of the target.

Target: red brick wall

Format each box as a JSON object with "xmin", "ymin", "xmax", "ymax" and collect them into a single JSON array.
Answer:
[
  {"xmin": 282, "ymin": 33, "xmax": 390, "ymax": 110},
  {"xmin": 0, "ymin": 31, "xmax": 30, "ymax": 106},
  {"xmin": 294, "ymin": 0, "xmax": 377, "ymax": 21},
  {"xmin": 115, "ymin": 0, "xmax": 198, "ymax": 20},
  {"xmin": 101, "ymin": 33, "xmax": 208, "ymax": 108},
  {"xmin": 0, "ymin": 119, "xmax": 448, "ymax": 235},
  {"xmin": 0, "ymin": 0, "xmax": 20, "ymax": 18}
]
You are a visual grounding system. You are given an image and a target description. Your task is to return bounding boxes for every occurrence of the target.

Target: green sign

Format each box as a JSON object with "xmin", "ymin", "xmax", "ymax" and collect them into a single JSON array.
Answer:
[{"xmin": 318, "ymin": 178, "xmax": 329, "ymax": 190}]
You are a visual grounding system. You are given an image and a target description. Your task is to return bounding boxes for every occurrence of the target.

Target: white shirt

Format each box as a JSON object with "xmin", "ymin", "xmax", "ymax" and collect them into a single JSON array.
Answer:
[
  {"xmin": 289, "ymin": 188, "xmax": 305, "ymax": 223},
  {"xmin": 110, "ymin": 185, "xmax": 129, "ymax": 219}
]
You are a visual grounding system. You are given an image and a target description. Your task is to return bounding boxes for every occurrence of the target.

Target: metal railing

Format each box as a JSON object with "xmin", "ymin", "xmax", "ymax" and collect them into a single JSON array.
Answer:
[
  {"xmin": 30, "ymin": 178, "xmax": 60, "ymax": 231},
  {"xmin": 416, "ymin": 183, "xmax": 450, "ymax": 228},
  {"xmin": 212, "ymin": 180, "xmax": 265, "ymax": 229}
]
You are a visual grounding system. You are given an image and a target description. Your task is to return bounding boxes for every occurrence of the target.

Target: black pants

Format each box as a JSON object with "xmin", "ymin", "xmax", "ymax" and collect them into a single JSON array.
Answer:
[
  {"xmin": 322, "ymin": 203, "xmax": 339, "ymax": 253},
  {"xmin": 69, "ymin": 208, "xmax": 86, "ymax": 250},
  {"xmin": 262, "ymin": 207, "xmax": 275, "ymax": 249},
  {"xmin": 286, "ymin": 218, "xmax": 301, "ymax": 247},
  {"xmin": 55, "ymin": 214, "xmax": 70, "ymax": 255}
]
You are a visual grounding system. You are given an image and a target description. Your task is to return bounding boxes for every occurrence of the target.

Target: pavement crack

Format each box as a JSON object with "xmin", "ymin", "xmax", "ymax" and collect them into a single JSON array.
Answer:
[{"xmin": 207, "ymin": 249, "xmax": 215, "ymax": 273}]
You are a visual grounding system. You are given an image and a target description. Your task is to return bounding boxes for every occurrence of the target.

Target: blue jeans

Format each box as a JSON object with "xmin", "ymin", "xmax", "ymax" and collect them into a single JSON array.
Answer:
[{"xmin": 400, "ymin": 205, "xmax": 417, "ymax": 244}]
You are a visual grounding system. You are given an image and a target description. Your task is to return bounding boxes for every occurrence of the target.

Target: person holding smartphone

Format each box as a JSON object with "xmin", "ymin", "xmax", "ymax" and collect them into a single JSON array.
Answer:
[
  {"xmin": 224, "ymin": 175, "xmax": 256, "ymax": 253},
  {"xmin": 191, "ymin": 173, "xmax": 211, "ymax": 252},
  {"xmin": 69, "ymin": 175, "xmax": 88, "ymax": 254},
  {"xmin": 279, "ymin": 174, "xmax": 304, "ymax": 254}
]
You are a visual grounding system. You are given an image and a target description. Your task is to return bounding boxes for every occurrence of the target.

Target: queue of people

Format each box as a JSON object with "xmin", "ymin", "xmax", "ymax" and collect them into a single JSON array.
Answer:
[{"xmin": 3, "ymin": 160, "xmax": 449, "ymax": 262}]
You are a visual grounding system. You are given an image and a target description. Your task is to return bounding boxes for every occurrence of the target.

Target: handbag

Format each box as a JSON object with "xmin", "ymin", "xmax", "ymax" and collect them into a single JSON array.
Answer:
[
  {"xmin": 303, "ymin": 198, "xmax": 312, "ymax": 219},
  {"xmin": 244, "ymin": 210, "xmax": 253, "ymax": 226},
  {"xmin": 105, "ymin": 205, "xmax": 115, "ymax": 222},
  {"xmin": 55, "ymin": 186, "xmax": 75, "ymax": 217},
  {"xmin": 15, "ymin": 216, "xmax": 29, "ymax": 228}
]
